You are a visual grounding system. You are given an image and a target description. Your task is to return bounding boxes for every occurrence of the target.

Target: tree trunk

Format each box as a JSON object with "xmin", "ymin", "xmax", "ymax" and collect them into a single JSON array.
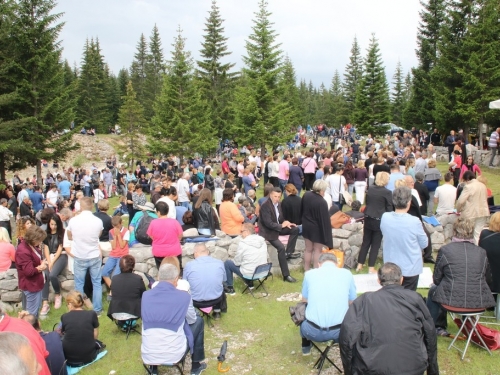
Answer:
[
  {"xmin": 0, "ymin": 153, "xmax": 5, "ymax": 182},
  {"xmin": 36, "ymin": 160, "xmax": 42, "ymax": 187}
]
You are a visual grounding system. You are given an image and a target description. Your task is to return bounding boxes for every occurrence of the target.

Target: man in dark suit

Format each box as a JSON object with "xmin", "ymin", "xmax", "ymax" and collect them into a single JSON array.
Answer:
[
  {"xmin": 258, "ymin": 187, "xmax": 299, "ymax": 283},
  {"xmin": 430, "ymin": 128, "xmax": 441, "ymax": 146},
  {"xmin": 413, "ymin": 172, "xmax": 430, "ymax": 217},
  {"xmin": 444, "ymin": 130, "xmax": 456, "ymax": 162}
]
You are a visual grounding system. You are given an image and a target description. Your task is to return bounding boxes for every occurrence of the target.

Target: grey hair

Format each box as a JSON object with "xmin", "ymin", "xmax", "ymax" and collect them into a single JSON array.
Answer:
[
  {"xmin": 242, "ymin": 223, "xmax": 255, "ymax": 234},
  {"xmin": 0, "ymin": 332, "xmax": 31, "ymax": 375},
  {"xmin": 158, "ymin": 263, "xmax": 179, "ymax": 282},
  {"xmin": 312, "ymin": 179, "xmax": 328, "ymax": 193},
  {"xmin": 247, "ymin": 189, "xmax": 256, "ymax": 198},
  {"xmin": 392, "ymin": 186, "xmax": 412, "ymax": 209},
  {"xmin": 318, "ymin": 252, "xmax": 337, "ymax": 264},
  {"xmin": 194, "ymin": 243, "xmax": 208, "ymax": 254},
  {"xmin": 378, "ymin": 262, "xmax": 402, "ymax": 286},
  {"xmin": 453, "ymin": 217, "xmax": 475, "ymax": 239}
]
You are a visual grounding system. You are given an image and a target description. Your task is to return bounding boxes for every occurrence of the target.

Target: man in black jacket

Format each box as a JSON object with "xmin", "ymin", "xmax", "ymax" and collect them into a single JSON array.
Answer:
[
  {"xmin": 340, "ymin": 263, "xmax": 439, "ymax": 375},
  {"xmin": 258, "ymin": 188, "xmax": 299, "ymax": 283}
]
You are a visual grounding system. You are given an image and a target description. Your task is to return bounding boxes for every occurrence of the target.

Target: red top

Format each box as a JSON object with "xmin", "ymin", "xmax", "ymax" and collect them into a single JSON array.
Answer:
[
  {"xmin": 15, "ymin": 240, "xmax": 45, "ymax": 292},
  {"xmin": 0, "ymin": 314, "xmax": 50, "ymax": 375}
]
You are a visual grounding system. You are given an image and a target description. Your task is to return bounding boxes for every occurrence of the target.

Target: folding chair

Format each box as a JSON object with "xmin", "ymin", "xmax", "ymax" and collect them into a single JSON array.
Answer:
[
  {"xmin": 311, "ymin": 341, "xmax": 342, "ymax": 374},
  {"xmin": 143, "ymin": 347, "xmax": 189, "ymax": 375},
  {"xmin": 242, "ymin": 263, "xmax": 273, "ymax": 298},
  {"xmin": 442, "ymin": 304, "xmax": 492, "ymax": 360},
  {"xmin": 197, "ymin": 306, "xmax": 214, "ymax": 328},
  {"xmin": 111, "ymin": 313, "xmax": 140, "ymax": 339},
  {"xmin": 480, "ymin": 293, "xmax": 500, "ymax": 325}
]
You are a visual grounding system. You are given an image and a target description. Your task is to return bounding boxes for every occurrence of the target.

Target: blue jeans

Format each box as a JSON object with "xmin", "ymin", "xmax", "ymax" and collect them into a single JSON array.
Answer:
[
  {"xmin": 300, "ymin": 319, "xmax": 340, "ymax": 346},
  {"xmin": 179, "ymin": 201, "xmax": 190, "ymax": 210},
  {"xmin": 101, "ymin": 256, "xmax": 121, "ymax": 278},
  {"xmin": 189, "ymin": 315, "xmax": 205, "ymax": 363},
  {"xmin": 74, "ymin": 257, "xmax": 103, "ymax": 313},
  {"xmin": 224, "ymin": 260, "xmax": 244, "ymax": 287},
  {"xmin": 83, "ymin": 186, "xmax": 91, "ymax": 197},
  {"xmin": 279, "ymin": 179, "xmax": 288, "ymax": 195},
  {"xmin": 23, "ymin": 290, "xmax": 42, "ymax": 318},
  {"xmin": 333, "ymin": 201, "xmax": 343, "ymax": 211}
]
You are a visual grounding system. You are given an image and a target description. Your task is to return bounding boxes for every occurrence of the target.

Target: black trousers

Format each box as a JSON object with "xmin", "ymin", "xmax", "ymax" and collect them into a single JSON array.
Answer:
[
  {"xmin": 357, "ymin": 217, "xmax": 382, "ymax": 267},
  {"xmin": 154, "ymin": 255, "xmax": 183, "ymax": 277},
  {"xmin": 268, "ymin": 226, "xmax": 299, "ymax": 277},
  {"xmin": 422, "ymin": 224, "xmax": 433, "ymax": 260},
  {"xmin": 402, "ymin": 275, "xmax": 419, "ymax": 291},
  {"xmin": 269, "ymin": 176, "xmax": 279, "ymax": 188},
  {"xmin": 304, "ymin": 173, "xmax": 315, "ymax": 191}
]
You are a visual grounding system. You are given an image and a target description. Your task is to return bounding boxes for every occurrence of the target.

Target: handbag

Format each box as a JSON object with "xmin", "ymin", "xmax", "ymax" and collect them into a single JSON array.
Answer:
[
  {"xmin": 453, "ymin": 318, "xmax": 500, "ymax": 350},
  {"xmin": 289, "ymin": 302, "xmax": 307, "ymax": 326},
  {"xmin": 330, "ymin": 211, "xmax": 351, "ymax": 229}
]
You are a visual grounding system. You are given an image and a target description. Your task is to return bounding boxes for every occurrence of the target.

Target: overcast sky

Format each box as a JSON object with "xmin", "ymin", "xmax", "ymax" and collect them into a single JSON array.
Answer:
[{"xmin": 54, "ymin": 0, "xmax": 423, "ymax": 88}]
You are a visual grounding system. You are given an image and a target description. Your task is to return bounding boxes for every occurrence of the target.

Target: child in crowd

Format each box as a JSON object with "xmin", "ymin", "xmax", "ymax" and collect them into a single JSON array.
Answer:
[
  {"xmin": 102, "ymin": 216, "xmax": 130, "ymax": 300},
  {"xmin": 112, "ymin": 196, "xmax": 128, "ymax": 216}
]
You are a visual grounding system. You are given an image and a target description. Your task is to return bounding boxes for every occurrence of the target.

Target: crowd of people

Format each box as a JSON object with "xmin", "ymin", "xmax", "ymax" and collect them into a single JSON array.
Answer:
[{"xmin": 0, "ymin": 124, "xmax": 499, "ymax": 375}]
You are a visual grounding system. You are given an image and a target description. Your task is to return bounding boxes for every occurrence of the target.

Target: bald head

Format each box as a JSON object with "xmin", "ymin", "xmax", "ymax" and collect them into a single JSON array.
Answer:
[{"xmin": 404, "ymin": 175, "xmax": 414, "ymax": 188}]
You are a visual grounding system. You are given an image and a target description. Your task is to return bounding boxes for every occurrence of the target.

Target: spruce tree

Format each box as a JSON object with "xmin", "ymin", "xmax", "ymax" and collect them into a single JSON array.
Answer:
[
  {"xmin": 76, "ymin": 38, "xmax": 111, "ymax": 132},
  {"xmin": 353, "ymin": 34, "xmax": 391, "ymax": 136},
  {"xmin": 144, "ymin": 25, "xmax": 165, "ymax": 120},
  {"xmin": 431, "ymin": 0, "xmax": 475, "ymax": 133},
  {"xmin": 329, "ymin": 70, "xmax": 348, "ymax": 127},
  {"xmin": 278, "ymin": 56, "xmax": 301, "ymax": 128},
  {"xmin": 151, "ymin": 28, "xmax": 216, "ymax": 156},
  {"xmin": 298, "ymin": 79, "xmax": 311, "ymax": 125},
  {"xmin": 404, "ymin": 0, "xmax": 445, "ymax": 129},
  {"xmin": 118, "ymin": 81, "xmax": 147, "ymax": 166},
  {"xmin": 233, "ymin": 0, "xmax": 287, "ymax": 151},
  {"xmin": 196, "ymin": 0, "xmax": 237, "ymax": 139},
  {"xmin": 10, "ymin": 0, "xmax": 76, "ymax": 183},
  {"xmin": 391, "ymin": 61, "xmax": 405, "ymax": 126},
  {"xmin": 314, "ymin": 83, "xmax": 330, "ymax": 125},
  {"xmin": 130, "ymin": 33, "xmax": 148, "ymax": 106},
  {"xmin": 343, "ymin": 36, "xmax": 363, "ymax": 121},
  {"xmin": 454, "ymin": 0, "xmax": 500, "ymax": 141},
  {"xmin": 117, "ymin": 68, "xmax": 130, "ymax": 103}
]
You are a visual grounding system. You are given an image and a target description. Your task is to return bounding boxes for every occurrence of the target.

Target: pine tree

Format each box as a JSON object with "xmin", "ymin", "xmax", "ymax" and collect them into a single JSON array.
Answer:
[
  {"xmin": 233, "ymin": 0, "xmax": 290, "ymax": 150},
  {"xmin": 130, "ymin": 33, "xmax": 148, "ymax": 106},
  {"xmin": 76, "ymin": 38, "xmax": 111, "ymax": 132},
  {"xmin": 144, "ymin": 25, "xmax": 165, "ymax": 120},
  {"xmin": 391, "ymin": 61, "xmax": 405, "ymax": 126},
  {"xmin": 298, "ymin": 79, "xmax": 311, "ymax": 125},
  {"xmin": 10, "ymin": 0, "xmax": 76, "ymax": 183},
  {"xmin": 107, "ymin": 68, "xmax": 121, "ymax": 126},
  {"xmin": 118, "ymin": 81, "xmax": 147, "ymax": 166},
  {"xmin": 353, "ymin": 34, "xmax": 391, "ymax": 136},
  {"xmin": 151, "ymin": 28, "xmax": 216, "ymax": 156},
  {"xmin": 343, "ymin": 36, "xmax": 364, "ymax": 121},
  {"xmin": 314, "ymin": 83, "xmax": 330, "ymax": 124},
  {"xmin": 328, "ymin": 70, "xmax": 348, "ymax": 127},
  {"xmin": 196, "ymin": 0, "xmax": 237, "ymax": 139},
  {"xmin": 404, "ymin": 0, "xmax": 445, "ymax": 129}
]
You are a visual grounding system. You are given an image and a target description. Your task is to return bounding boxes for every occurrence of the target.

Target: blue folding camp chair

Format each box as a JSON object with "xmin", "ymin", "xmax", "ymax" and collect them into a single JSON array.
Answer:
[{"xmin": 242, "ymin": 263, "xmax": 273, "ymax": 298}]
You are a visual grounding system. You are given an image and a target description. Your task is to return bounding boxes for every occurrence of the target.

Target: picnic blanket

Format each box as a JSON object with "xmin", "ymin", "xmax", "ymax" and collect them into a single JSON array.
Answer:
[{"xmin": 66, "ymin": 350, "xmax": 108, "ymax": 375}]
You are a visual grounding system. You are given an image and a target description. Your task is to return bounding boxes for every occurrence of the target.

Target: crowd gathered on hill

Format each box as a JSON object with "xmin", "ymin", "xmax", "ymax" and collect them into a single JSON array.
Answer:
[{"xmin": 1, "ymin": 125, "xmax": 500, "ymax": 375}]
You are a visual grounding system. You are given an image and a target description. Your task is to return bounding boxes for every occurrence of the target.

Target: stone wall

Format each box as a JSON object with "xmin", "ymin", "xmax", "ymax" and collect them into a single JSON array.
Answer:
[
  {"xmin": 0, "ymin": 216, "xmax": 459, "ymax": 312},
  {"xmin": 434, "ymin": 145, "xmax": 497, "ymax": 166}
]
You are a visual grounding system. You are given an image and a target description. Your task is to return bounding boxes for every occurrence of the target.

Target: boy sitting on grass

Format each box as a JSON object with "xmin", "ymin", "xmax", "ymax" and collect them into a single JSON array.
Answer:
[{"xmin": 102, "ymin": 215, "xmax": 130, "ymax": 300}]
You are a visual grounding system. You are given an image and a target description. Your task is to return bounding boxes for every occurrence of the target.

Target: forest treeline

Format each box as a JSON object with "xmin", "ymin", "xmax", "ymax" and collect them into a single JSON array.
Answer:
[{"xmin": 0, "ymin": 0, "xmax": 499, "ymax": 181}]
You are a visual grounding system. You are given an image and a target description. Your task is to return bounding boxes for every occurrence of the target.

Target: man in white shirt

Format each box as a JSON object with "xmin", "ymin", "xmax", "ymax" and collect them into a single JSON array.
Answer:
[
  {"xmin": 177, "ymin": 174, "xmax": 191, "ymax": 209},
  {"xmin": 434, "ymin": 173, "xmax": 457, "ymax": 216},
  {"xmin": 488, "ymin": 127, "xmax": 500, "ymax": 167},
  {"xmin": 16, "ymin": 184, "xmax": 29, "ymax": 206},
  {"xmin": 66, "ymin": 197, "xmax": 104, "ymax": 314},
  {"xmin": 45, "ymin": 184, "xmax": 59, "ymax": 209},
  {"xmin": 414, "ymin": 151, "xmax": 427, "ymax": 175}
]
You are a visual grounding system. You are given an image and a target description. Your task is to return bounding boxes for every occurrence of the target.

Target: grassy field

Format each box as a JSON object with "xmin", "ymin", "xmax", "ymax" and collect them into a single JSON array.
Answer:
[{"xmin": 10, "ymin": 160, "xmax": 500, "ymax": 374}]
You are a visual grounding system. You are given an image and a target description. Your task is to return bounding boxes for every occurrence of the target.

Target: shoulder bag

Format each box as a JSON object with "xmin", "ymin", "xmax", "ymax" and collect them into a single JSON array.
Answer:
[{"xmin": 289, "ymin": 302, "xmax": 307, "ymax": 326}]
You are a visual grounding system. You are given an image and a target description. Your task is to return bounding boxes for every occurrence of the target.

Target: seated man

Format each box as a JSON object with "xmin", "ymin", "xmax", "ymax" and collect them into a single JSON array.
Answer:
[
  {"xmin": 107, "ymin": 255, "xmax": 146, "ymax": 327},
  {"xmin": 0, "ymin": 332, "xmax": 43, "ymax": 375},
  {"xmin": 141, "ymin": 264, "xmax": 206, "ymax": 375},
  {"xmin": 340, "ymin": 263, "xmax": 439, "ymax": 375},
  {"xmin": 184, "ymin": 244, "xmax": 226, "ymax": 320},
  {"xmin": 258, "ymin": 187, "xmax": 300, "ymax": 283},
  {"xmin": 300, "ymin": 253, "xmax": 356, "ymax": 356},
  {"xmin": 223, "ymin": 223, "xmax": 268, "ymax": 295}
]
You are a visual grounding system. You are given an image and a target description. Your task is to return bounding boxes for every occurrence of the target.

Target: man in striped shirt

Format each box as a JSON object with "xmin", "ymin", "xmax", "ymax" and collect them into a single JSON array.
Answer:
[{"xmin": 488, "ymin": 127, "xmax": 500, "ymax": 167}]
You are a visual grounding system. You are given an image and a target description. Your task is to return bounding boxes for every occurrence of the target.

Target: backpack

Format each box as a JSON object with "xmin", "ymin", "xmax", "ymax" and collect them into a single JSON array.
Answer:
[{"xmin": 135, "ymin": 213, "xmax": 154, "ymax": 245}]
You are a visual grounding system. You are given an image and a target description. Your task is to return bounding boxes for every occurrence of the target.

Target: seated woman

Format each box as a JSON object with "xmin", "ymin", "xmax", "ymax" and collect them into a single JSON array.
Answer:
[
  {"xmin": 0, "ymin": 227, "xmax": 15, "ymax": 272},
  {"xmin": 107, "ymin": 255, "xmax": 146, "ymax": 329},
  {"xmin": 61, "ymin": 291, "xmax": 105, "ymax": 367},
  {"xmin": 426, "ymin": 217, "xmax": 495, "ymax": 336},
  {"xmin": 219, "ymin": 188, "xmax": 244, "ymax": 237},
  {"xmin": 479, "ymin": 212, "xmax": 500, "ymax": 293},
  {"xmin": 193, "ymin": 188, "xmax": 219, "ymax": 236}
]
